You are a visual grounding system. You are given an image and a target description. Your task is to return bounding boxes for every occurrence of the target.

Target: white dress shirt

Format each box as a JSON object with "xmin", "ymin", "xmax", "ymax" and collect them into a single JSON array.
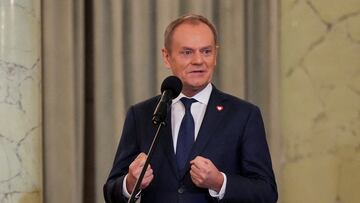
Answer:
[
  {"xmin": 171, "ymin": 83, "xmax": 212, "ymax": 152},
  {"xmin": 123, "ymin": 83, "xmax": 227, "ymax": 199}
]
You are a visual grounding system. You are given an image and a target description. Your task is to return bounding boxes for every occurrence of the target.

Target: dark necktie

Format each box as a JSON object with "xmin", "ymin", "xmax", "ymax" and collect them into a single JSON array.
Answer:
[{"xmin": 176, "ymin": 97, "xmax": 197, "ymax": 170}]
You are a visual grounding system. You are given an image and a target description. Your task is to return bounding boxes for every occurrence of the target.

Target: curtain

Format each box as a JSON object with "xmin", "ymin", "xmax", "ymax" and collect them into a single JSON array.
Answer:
[{"xmin": 42, "ymin": 1, "xmax": 249, "ymax": 203}]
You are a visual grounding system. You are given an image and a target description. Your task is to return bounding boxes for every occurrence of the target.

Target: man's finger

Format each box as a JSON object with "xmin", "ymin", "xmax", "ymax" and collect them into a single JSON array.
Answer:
[
  {"xmin": 141, "ymin": 174, "xmax": 154, "ymax": 189},
  {"xmin": 191, "ymin": 156, "xmax": 208, "ymax": 163},
  {"xmin": 191, "ymin": 156, "xmax": 210, "ymax": 169},
  {"xmin": 135, "ymin": 153, "xmax": 147, "ymax": 165},
  {"xmin": 190, "ymin": 169, "xmax": 201, "ymax": 180},
  {"xmin": 190, "ymin": 163, "xmax": 202, "ymax": 175},
  {"xmin": 144, "ymin": 168, "xmax": 153, "ymax": 177}
]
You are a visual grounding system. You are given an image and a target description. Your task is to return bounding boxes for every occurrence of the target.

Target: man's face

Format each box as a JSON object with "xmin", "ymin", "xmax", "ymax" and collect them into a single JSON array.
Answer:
[{"xmin": 162, "ymin": 22, "xmax": 217, "ymax": 96}]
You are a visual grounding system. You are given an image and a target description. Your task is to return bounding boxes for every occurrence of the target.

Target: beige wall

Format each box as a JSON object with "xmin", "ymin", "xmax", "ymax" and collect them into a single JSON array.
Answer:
[{"xmin": 280, "ymin": 0, "xmax": 360, "ymax": 202}]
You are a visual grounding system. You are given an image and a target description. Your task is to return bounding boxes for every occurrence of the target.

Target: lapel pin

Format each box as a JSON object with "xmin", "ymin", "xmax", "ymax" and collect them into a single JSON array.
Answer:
[{"xmin": 216, "ymin": 105, "xmax": 224, "ymax": 111}]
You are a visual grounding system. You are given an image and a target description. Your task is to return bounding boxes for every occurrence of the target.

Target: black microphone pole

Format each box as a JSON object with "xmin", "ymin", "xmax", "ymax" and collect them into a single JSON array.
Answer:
[
  {"xmin": 127, "ymin": 121, "xmax": 166, "ymax": 203},
  {"xmin": 127, "ymin": 76, "xmax": 182, "ymax": 203}
]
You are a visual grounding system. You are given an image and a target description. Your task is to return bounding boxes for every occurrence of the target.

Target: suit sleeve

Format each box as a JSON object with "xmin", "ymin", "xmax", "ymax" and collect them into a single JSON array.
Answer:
[
  {"xmin": 223, "ymin": 106, "xmax": 278, "ymax": 203},
  {"xmin": 104, "ymin": 106, "xmax": 140, "ymax": 203}
]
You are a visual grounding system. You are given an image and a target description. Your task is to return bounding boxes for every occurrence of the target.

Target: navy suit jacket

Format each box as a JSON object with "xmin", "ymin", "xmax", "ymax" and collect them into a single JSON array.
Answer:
[{"xmin": 104, "ymin": 87, "xmax": 278, "ymax": 203}]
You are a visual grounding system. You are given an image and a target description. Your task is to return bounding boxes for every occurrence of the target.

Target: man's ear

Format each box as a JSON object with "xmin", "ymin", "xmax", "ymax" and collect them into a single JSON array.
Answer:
[
  {"xmin": 161, "ymin": 48, "xmax": 171, "ymax": 69},
  {"xmin": 214, "ymin": 45, "xmax": 219, "ymax": 66}
]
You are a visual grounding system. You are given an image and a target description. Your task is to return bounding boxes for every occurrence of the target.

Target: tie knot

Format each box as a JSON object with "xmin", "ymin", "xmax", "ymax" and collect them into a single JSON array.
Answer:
[{"xmin": 180, "ymin": 97, "xmax": 197, "ymax": 111}]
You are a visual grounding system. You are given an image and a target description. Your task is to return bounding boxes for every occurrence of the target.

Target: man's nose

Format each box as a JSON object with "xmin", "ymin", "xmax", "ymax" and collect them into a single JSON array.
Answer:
[{"xmin": 191, "ymin": 51, "xmax": 204, "ymax": 64}]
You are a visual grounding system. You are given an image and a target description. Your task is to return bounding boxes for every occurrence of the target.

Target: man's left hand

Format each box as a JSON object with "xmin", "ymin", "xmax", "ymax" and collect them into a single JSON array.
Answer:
[{"xmin": 190, "ymin": 156, "xmax": 224, "ymax": 193}]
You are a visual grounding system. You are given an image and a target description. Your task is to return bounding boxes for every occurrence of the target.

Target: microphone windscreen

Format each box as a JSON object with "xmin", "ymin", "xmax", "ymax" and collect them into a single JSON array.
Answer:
[{"xmin": 160, "ymin": 76, "xmax": 182, "ymax": 99}]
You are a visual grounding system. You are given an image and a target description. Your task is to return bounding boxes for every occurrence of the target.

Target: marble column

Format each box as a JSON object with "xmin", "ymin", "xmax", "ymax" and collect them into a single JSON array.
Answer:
[
  {"xmin": 280, "ymin": 0, "xmax": 360, "ymax": 203},
  {"xmin": 0, "ymin": 1, "xmax": 42, "ymax": 203}
]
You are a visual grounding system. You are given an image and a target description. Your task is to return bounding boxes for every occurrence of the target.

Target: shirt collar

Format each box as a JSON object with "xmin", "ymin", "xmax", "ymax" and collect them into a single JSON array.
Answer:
[{"xmin": 172, "ymin": 83, "xmax": 212, "ymax": 105}]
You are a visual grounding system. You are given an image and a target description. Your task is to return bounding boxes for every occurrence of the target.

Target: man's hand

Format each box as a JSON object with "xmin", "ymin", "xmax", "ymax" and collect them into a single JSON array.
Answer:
[
  {"xmin": 126, "ymin": 153, "xmax": 154, "ymax": 194},
  {"xmin": 190, "ymin": 156, "xmax": 224, "ymax": 193}
]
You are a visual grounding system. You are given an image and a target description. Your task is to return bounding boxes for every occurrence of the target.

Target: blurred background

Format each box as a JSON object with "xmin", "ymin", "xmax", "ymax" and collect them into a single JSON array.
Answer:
[{"xmin": 0, "ymin": 0, "xmax": 359, "ymax": 203}]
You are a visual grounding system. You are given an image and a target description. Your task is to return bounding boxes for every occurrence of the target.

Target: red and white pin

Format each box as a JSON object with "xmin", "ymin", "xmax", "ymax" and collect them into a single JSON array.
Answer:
[{"xmin": 216, "ymin": 105, "xmax": 224, "ymax": 111}]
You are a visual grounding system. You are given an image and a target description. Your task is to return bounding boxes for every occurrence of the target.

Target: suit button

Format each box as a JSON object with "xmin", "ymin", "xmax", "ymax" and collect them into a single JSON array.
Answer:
[{"xmin": 178, "ymin": 187, "xmax": 184, "ymax": 194}]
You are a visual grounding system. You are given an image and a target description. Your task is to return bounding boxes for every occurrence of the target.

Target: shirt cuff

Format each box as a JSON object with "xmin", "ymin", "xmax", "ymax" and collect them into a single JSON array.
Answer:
[
  {"xmin": 122, "ymin": 174, "xmax": 142, "ymax": 199},
  {"xmin": 122, "ymin": 174, "xmax": 131, "ymax": 198},
  {"xmin": 208, "ymin": 172, "xmax": 227, "ymax": 200}
]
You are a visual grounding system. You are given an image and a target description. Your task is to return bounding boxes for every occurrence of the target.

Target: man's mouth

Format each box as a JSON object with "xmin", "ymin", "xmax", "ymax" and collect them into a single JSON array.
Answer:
[{"xmin": 189, "ymin": 70, "xmax": 205, "ymax": 74}]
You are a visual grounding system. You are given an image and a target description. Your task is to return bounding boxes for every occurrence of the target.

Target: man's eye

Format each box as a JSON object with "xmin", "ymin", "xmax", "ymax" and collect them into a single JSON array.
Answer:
[
  {"xmin": 201, "ymin": 49, "xmax": 212, "ymax": 55},
  {"xmin": 180, "ymin": 50, "xmax": 192, "ymax": 55}
]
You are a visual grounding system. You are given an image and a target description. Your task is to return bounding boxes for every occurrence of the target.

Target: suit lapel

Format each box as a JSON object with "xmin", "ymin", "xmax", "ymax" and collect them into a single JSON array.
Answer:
[
  {"xmin": 159, "ymin": 108, "xmax": 180, "ymax": 179},
  {"xmin": 179, "ymin": 87, "xmax": 227, "ymax": 179}
]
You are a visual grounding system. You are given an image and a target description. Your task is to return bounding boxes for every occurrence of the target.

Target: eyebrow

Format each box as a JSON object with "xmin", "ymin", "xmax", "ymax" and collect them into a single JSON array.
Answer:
[
  {"xmin": 180, "ymin": 45, "xmax": 213, "ymax": 50},
  {"xmin": 200, "ymin": 46, "xmax": 213, "ymax": 50}
]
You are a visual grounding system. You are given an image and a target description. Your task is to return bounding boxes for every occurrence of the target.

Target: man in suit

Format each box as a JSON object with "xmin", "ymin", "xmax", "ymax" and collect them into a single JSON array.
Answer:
[{"xmin": 104, "ymin": 14, "xmax": 278, "ymax": 203}]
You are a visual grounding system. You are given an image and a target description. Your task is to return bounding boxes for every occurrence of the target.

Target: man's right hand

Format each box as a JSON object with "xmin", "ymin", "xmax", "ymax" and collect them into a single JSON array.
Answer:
[{"xmin": 126, "ymin": 153, "xmax": 154, "ymax": 194}]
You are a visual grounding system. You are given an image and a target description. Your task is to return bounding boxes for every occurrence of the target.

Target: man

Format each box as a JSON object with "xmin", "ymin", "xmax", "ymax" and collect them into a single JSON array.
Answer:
[{"xmin": 104, "ymin": 14, "xmax": 278, "ymax": 203}]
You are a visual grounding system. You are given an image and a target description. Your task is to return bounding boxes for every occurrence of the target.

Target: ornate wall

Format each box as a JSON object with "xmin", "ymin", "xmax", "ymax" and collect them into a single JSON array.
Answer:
[
  {"xmin": 0, "ymin": 1, "xmax": 42, "ymax": 202},
  {"xmin": 280, "ymin": 0, "xmax": 360, "ymax": 202},
  {"xmin": 1, "ymin": 1, "xmax": 359, "ymax": 203}
]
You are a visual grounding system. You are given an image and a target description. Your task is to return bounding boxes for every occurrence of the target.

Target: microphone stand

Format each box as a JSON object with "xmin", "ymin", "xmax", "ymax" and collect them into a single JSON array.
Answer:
[{"xmin": 127, "ymin": 121, "xmax": 166, "ymax": 203}]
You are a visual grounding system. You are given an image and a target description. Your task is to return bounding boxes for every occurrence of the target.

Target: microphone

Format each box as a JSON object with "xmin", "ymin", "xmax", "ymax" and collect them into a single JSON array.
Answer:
[{"xmin": 152, "ymin": 76, "xmax": 182, "ymax": 125}]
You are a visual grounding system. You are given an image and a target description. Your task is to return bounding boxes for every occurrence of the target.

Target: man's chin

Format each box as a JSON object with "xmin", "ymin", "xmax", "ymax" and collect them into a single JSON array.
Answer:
[{"xmin": 188, "ymin": 83, "xmax": 208, "ymax": 91}]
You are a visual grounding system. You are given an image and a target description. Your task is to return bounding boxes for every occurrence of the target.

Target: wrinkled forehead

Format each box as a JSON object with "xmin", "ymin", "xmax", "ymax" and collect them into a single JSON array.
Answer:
[
  {"xmin": 175, "ymin": 23, "xmax": 214, "ymax": 41},
  {"xmin": 169, "ymin": 22, "xmax": 216, "ymax": 50}
]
